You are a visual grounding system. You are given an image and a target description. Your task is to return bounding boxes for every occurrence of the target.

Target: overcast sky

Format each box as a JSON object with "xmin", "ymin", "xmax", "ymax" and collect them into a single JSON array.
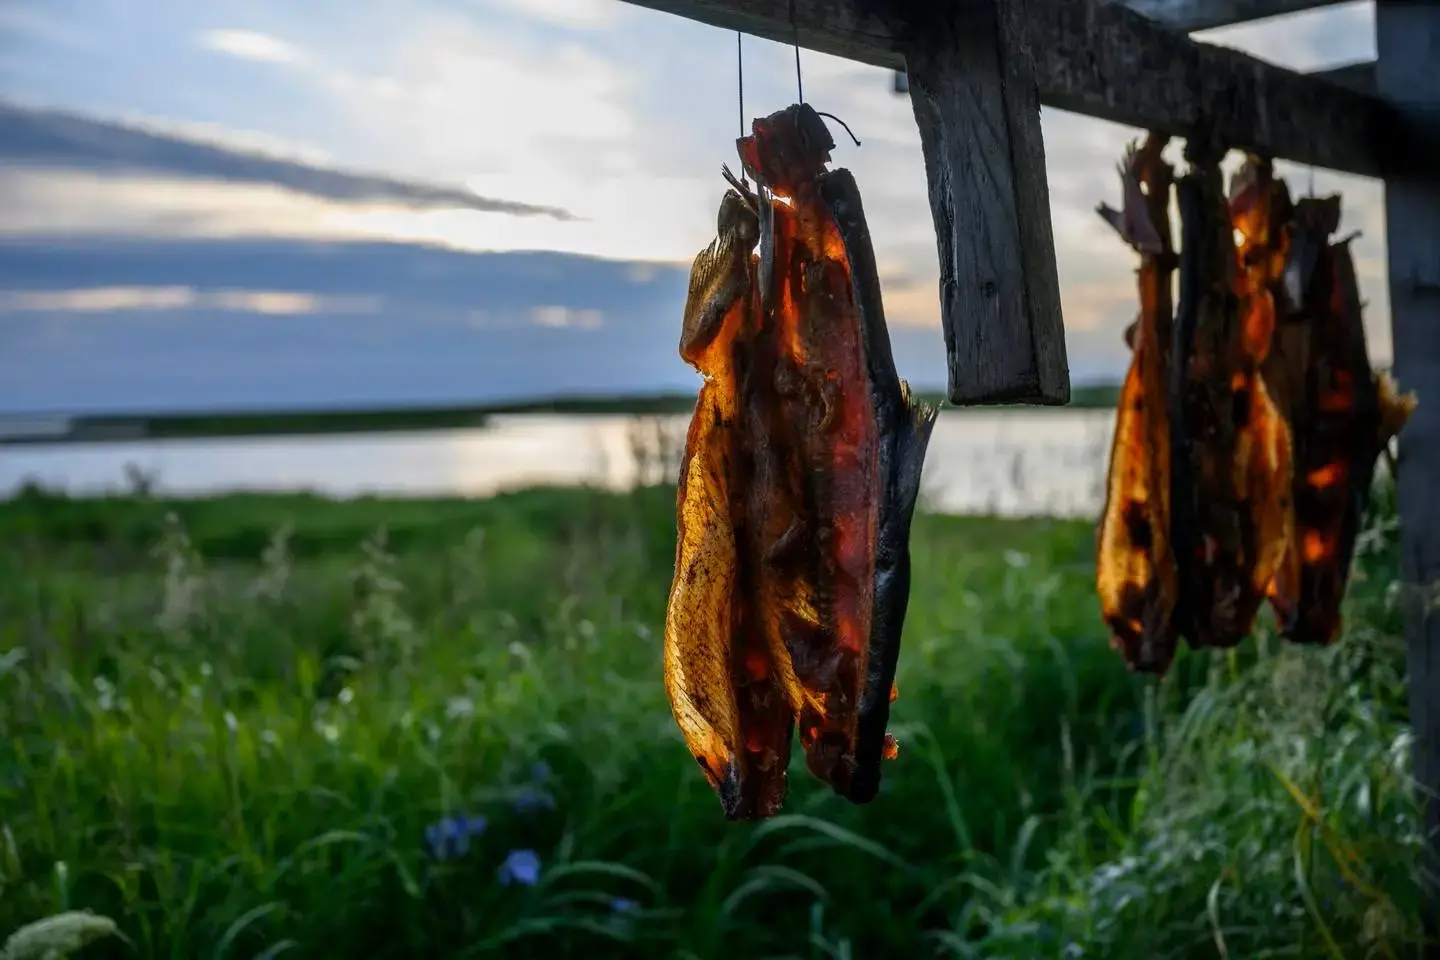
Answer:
[{"xmin": 0, "ymin": 0, "xmax": 1388, "ymax": 415}]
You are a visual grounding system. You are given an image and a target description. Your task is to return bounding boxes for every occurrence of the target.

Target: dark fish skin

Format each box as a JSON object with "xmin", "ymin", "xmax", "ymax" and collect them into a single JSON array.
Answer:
[
  {"xmin": 738, "ymin": 102, "xmax": 937, "ymax": 805},
  {"xmin": 664, "ymin": 103, "xmax": 936, "ymax": 817},
  {"xmin": 1170, "ymin": 156, "xmax": 1294, "ymax": 653},
  {"xmin": 1265, "ymin": 197, "xmax": 1404, "ymax": 648},
  {"xmin": 818, "ymin": 166, "xmax": 937, "ymax": 803}
]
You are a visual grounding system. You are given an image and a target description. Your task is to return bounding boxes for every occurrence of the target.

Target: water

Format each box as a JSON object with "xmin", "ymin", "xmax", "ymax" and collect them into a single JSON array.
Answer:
[{"xmin": 0, "ymin": 409, "xmax": 1118, "ymax": 518}]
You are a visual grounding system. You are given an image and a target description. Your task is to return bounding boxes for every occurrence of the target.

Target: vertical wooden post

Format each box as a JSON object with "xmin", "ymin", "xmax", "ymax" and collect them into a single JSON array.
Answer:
[
  {"xmin": 1376, "ymin": 0, "xmax": 1440, "ymax": 941},
  {"xmin": 898, "ymin": 0, "xmax": 1071, "ymax": 406}
]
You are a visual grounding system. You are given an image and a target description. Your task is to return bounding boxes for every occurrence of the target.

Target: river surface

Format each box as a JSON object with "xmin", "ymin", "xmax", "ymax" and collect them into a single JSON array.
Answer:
[{"xmin": 0, "ymin": 409, "xmax": 1119, "ymax": 518}]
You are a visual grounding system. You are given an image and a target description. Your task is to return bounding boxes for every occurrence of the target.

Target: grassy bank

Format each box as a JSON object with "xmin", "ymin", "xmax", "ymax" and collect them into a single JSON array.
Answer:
[
  {"xmin": 0, "ymin": 482, "xmax": 1426, "ymax": 958},
  {"xmin": 2, "ymin": 384, "xmax": 1125, "ymax": 447}
]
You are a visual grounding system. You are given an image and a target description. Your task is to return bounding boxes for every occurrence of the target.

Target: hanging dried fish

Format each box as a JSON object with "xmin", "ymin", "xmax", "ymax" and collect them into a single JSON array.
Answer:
[
  {"xmin": 1254, "ymin": 185, "xmax": 1418, "ymax": 646},
  {"xmin": 665, "ymin": 184, "xmax": 793, "ymax": 819},
  {"xmin": 664, "ymin": 104, "xmax": 937, "ymax": 819},
  {"xmin": 1170, "ymin": 145, "xmax": 1295, "ymax": 651},
  {"xmin": 1095, "ymin": 133, "xmax": 1183, "ymax": 674},
  {"xmin": 1228, "ymin": 157, "xmax": 1304, "ymax": 631}
]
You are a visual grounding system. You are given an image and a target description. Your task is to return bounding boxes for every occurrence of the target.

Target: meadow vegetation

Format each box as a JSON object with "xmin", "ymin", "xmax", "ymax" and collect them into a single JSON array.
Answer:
[{"xmin": 0, "ymin": 424, "xmax": 1428, "ymax": 958}]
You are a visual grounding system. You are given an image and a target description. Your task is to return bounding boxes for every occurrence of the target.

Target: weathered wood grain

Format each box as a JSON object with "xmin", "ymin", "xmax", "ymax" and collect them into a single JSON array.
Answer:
[
  {"xmin": 614, "ymin": 0, "xmax": 1392, "ymax": 176},
  {"xmin": 1376, "ymin": 0, "xmax": 1440, "ymax": 943},
  {"xmin": 895, "ymin": 58, "xmax": 1383, "ymax": 113},
  {"xmin": 901, "ymin": 0, "xmax": 1069, "ymax": 404},
  {"xmin": 1312, "ymin": 59, "xmax": 1376, "ymax": 96}
]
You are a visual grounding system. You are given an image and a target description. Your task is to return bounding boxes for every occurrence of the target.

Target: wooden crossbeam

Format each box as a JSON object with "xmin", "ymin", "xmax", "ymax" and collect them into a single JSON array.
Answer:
[
  {"xmin": 618, "ymin": 0, "xmax": 1391, "ymax": 177},
  {"xmin": 1118, "ymin": 0, "xmax": 1353, "ymax": 32},
  {"xmin": 895, "ymin": 58, "xmax": 1381, "ymax": 100}
]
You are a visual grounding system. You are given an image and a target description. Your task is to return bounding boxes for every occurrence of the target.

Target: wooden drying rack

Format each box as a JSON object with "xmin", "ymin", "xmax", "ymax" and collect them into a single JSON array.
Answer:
[{"xmin": 616, "ymin": 0, "xmax": 1440, "ymax": 938}]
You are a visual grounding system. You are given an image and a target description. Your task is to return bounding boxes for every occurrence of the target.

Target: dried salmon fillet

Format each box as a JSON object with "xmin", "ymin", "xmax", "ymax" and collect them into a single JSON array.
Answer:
[
  {"xmin": 1169, "ymin": 148, "xmax": 1295, "ymax": 651},
  {"xmin": 1095, "ymin": 133, "xmax": 1182, "ymax": 674},
  {"xmin": 665, "ymin": 189, "xmax": 793, "ymax": 819},
  {"xmin": 1257, "ymin": 190, "xmax": 1418, "ymax": 646},
  {"xmin": 664, "ymin": 104, "xmax": 937, "ymax": 818}
]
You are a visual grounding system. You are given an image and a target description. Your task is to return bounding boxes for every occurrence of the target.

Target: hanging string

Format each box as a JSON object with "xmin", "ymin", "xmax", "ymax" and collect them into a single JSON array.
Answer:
[
  {"xmin": 736, "ymin": 32, "xmax": 745, "ymax": 141},
  {"xmin": 735, "ymin": 31, "xmax": 750, "ymax": 189},
  {"xmin": 815, "ymin": 111, "xmax": 862, "ymax": 147},
  {"xmin": 789, "ymin": 0, "xmax": 804, "ymax": 103}
]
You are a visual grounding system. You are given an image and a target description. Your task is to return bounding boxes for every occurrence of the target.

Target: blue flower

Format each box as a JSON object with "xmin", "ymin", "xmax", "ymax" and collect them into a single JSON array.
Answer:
[
  {"xmin": 424, "ymin": 814, "xmax": 487, "ymax": 861},
  {"xmin": 610, "ymin": 897, "xmax": 640, "ymax": 915},
  {"xmin": 530, "ymin": 761, "xmax": 552, "ymax": 782},
  {"xmin": 497, "ymin": 848, "xmax": 542, "ymax": 887},
  {"xmin": 512, "ymin": 784, "xmax": 557, "ymax": 814}
]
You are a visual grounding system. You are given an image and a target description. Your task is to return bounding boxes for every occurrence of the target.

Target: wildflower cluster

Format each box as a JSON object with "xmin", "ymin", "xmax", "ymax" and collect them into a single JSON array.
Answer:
[{"xmin": 422, "ymin": 759, "xmax": 558, "ymax": 888}]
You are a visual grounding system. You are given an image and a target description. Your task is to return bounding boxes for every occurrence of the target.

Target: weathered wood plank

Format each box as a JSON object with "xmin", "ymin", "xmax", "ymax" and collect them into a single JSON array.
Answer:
[
  {"xmin": 901, "ymin": 0, "xmax": 1068, "ymax": 404},
  {"xmin": 1376, "ymin": 0, "xmax": 1440, "ymax": 942},
  {"xmin": 894, "ymin": 58, "xmax": 1381, "ymax": 101},
  {"xmin": 615, "ymin": 0, "xmax": 1391, "ymax": 176},
  {"xmin": 1118, "ymin": 0, "xmax": 1352, "ymax": 33},
  {"xmin": 1312, "ymin": 59, "xmax": 1376, "ymax": 96}
]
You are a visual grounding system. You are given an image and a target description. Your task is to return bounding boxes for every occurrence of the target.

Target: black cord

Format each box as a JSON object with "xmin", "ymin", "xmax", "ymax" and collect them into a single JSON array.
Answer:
[{"xmin": 789, "ymin": 0, "xmax": 803, "ymax": 103}]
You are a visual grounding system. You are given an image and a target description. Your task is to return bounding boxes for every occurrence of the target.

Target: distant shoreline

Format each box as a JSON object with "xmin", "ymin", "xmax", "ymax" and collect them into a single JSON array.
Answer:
[{"xmin": 0, "ymin": 384, "xmax": 1123, "ymax": 446}]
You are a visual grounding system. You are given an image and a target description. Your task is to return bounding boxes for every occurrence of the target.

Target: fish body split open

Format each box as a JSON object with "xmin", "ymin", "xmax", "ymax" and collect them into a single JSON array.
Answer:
[
  {"xmin": 664, "ymin": 104, "xmax": 937, "ymax": 819},
  {"xmin": 1250, "ymin": 175, "xmax": 1417, "ymax": 646},
  {"xmin": 1098, "ymin": 144, "xmax": 1417, "ymax": 675}
]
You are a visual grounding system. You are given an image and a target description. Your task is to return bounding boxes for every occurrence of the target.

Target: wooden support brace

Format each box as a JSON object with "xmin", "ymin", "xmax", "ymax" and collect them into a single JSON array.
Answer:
[
  {"xmin": 1376, "ymin": 0, "xmax": 1440, "ymax": 939},
  {"xmin": 898, "ymin": 0, "xmax": 1069, "ymax": 405}
]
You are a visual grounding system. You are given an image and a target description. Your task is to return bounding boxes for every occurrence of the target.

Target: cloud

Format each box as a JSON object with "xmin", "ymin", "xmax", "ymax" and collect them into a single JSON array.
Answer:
[
  {"xmin": 0, "ymin": 286, "xmax": 378, "ymax": 316},
  {"xmin": 0, "ymin": 99, "xmax": 578, "ymax": 220},
  {"xmin": 0, "ymin": 233, "xmax": 958, "ymax": 415},
  {"xmin": 199, "ymin": 28, "xmax": 303, "ymax": 64},
  {"xmin": 531, "ymin": 306, "xmax": 604, "ymax": 329},
  {"xmin": 484, "ymin": 0, "xmax": 617, "ymax": 30}
]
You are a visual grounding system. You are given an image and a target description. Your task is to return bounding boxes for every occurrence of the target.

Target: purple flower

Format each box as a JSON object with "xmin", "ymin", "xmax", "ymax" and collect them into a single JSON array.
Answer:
[
  {"xmin": 424, "ymin": 814, "xmax": 487, "ymax": 861},
  {"xmin": 497, "ymin": 848, "xmax": 542, "ymax": 887}
]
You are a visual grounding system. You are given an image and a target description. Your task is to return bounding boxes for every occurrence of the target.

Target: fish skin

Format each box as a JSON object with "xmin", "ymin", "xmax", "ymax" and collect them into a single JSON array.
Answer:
[
  {"xmin": 1169, "ymin": 156, "xmax": 1294, "ymax": 652},
  {"xmin": 1095, "ymin": 133, "xmax": 1182, "ymax": 675},
  {"xmin": 663, "ymin": 103, "xmax": 935, "ymax": 816},
  {"xmin": 738, "ymin": 102, "xmax": 936, "ymax": 804},
  {"xmin": 666, "ymin": 187, "xmax": 793, "ymax": 821},
  {"xmin": 1259, "ymin": 191, "xmax": 1418, "ymax": 647}
]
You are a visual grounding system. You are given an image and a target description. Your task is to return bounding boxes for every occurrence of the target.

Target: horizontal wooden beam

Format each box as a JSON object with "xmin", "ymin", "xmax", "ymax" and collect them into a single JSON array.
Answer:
[
  {"xmin": 1118, "ymin": 0, "xmax": 1354, "ymax": 33},
  {"xmin": 902, "ymin": 56, "xmax": 1384, "ymax": 105},
  {"xmin": 897, "ymin": 58, "xmax": 1383, "ymax": 119},
  {"xmin": 618, "ymin": 0, "xmax": 1391, "ymax": 177}
]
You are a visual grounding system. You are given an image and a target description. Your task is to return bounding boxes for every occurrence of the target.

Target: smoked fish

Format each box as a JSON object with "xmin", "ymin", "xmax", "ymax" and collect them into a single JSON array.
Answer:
[
  {"xmin": 1253, "ymin": 183, "xmax": 1417, "ymax": 646},
  {"xmin": 1169, "ymin": 147, "xmax": 1294, "ymax": 652},
  {"xmin": 1095, "ymin": 133, "xmax": 1183, "ymax": 674},
  {"xmin": 664, "ymin": 104, "xmax": 937, "ymax": 818}
]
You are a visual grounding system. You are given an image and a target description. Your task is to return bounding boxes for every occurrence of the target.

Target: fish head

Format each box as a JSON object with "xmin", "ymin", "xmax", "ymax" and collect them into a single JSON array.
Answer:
[{"xmin": 737, "ymin": 103, "xmax": 835, "ymax": 198}]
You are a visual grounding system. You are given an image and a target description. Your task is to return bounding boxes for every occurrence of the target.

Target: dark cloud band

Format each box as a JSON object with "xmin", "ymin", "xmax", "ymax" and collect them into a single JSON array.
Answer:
[{"xmin": 0, "ymin": 99, "xmax": 580, "ymax": 221}]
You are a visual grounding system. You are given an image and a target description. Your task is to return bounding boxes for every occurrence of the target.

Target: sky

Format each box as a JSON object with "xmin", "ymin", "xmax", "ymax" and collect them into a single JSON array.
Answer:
[{"xmin": 0, "ymin": 0, "xmax": 1388, "ymax": 416}]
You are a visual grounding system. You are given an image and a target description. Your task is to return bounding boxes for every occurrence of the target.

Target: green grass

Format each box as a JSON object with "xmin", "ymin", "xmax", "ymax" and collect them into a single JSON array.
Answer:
[{"xmin": 0, "ymin": 480, "xmax": 1427, "ymax": 959}]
